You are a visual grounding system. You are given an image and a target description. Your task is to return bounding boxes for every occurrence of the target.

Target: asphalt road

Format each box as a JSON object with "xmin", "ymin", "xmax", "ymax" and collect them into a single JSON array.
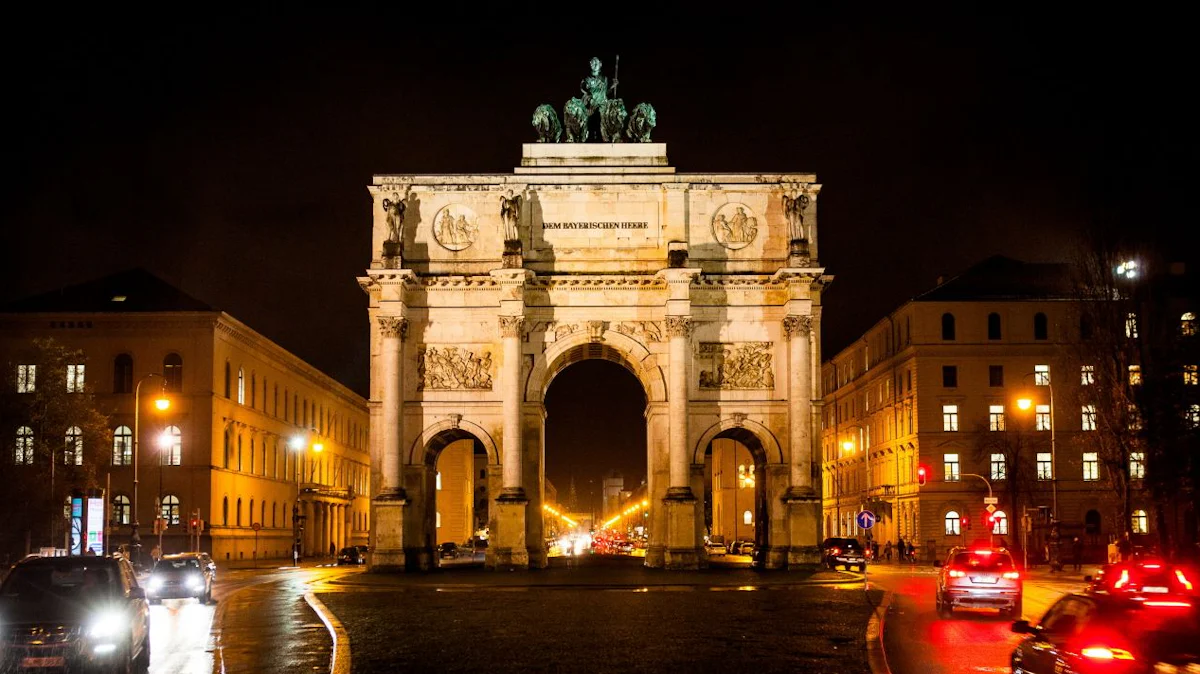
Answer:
[{"xmin": 866, "ymin": 563, "xmax": 1095, "ymax": 674}]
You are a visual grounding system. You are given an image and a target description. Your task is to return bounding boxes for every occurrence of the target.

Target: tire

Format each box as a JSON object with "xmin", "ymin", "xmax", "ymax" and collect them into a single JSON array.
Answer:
[
  {"xmin": 937, "ymin": 594, "xmax": 952, "ymax": 618},
  {"xmin": 858, "ymin": 564, "xmax": 866, "ymax": 573}
]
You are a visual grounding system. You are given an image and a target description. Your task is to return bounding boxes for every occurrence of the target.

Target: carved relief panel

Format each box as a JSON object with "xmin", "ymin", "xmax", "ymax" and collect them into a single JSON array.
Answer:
[
  {"xmin": 711, "ymin": 202, "xmax": 759, "ymax": 250},
  {"xmin": 697, "ymin": 342, "xmax": 775, "ymax": 389},
  {"xmin": 416, "ymin": 346, "xmax": 494, "ymax": 390},
  {"xmin": 432, "ymin": 204, "xmax": 479, "ymax": 251}
]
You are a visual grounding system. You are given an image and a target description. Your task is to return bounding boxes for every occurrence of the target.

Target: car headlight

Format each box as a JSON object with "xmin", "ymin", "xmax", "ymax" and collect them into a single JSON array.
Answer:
[
  {"xmin": 87, "ymin": 610, "xmax": 126, "ymax": 640},
  {"xmin": 147, "ymin": 576, "xmax": 164, "ymax": 591},
  {"xmin": 187, "ymin": 574, "xmax": 204, "ymax": 590}
]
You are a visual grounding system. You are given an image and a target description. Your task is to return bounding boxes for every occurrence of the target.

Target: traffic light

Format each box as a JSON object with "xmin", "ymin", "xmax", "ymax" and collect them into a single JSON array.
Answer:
[
  {"xmin": 917, "ymin": 466, "xmax": 928, "ymax": 486},
  {"xmin": 963, "ymin": 514, "xmax": 972, "ymax": 531}
]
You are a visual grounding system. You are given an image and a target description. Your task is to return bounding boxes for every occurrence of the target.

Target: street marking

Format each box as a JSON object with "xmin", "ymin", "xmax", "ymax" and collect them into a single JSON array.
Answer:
[
  {"xmin": 305, "ymin": 591, "xmax": 351, "ymax": 674},
  {"xmin": 866, "ymin": 590, "xmax": 894, "ymax": 674}
]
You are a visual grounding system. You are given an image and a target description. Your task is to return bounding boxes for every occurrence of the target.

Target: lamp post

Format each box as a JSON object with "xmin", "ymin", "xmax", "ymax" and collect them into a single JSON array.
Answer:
[
  {"xmin": 156, "ymin": 430, "xmax": 172, "ymax": 555},
  {"xmin": 290, "ymin": 435, "xmax": 323, "ymax": 566},
  {"xmin": 1017, "ymin": 372, "xmax": 1059, "ymax": 571},
  {"xmin": 132, "ymin": 373, "xmax": 170, "ymax": 567},
  {"xmin": 842, "ymin": 424, "xmax": 867, "ymax": 538}
]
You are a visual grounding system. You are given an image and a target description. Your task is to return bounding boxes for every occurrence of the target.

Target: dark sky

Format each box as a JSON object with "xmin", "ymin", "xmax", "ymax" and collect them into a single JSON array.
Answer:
[{"xmin": 2, "ymin": 14, "xmax": 1193, "ymax": 476}]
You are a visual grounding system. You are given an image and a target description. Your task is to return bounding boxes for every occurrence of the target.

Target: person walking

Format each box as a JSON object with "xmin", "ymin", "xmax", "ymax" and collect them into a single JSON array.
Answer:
[
  {"xmin": 896, "ymin": 538, "xmax": 905, "ymax": 564},
  {"xmin": 1072, "ymin": 536, "xmax": 1083, "ymax": 571},
  {"xmin": 884, "ymin": 540, "xmax": 893, "ymax": 562}
]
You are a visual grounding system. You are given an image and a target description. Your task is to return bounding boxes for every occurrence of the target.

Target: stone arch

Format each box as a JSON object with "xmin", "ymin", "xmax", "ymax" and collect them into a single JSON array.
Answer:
[
  {"xmin": 408, "ymin": 417, "xmax": 500, "ymax": 467},
  {"xmin": 691, "ymin": 417, "xmax": 784, "ymax": 466},
  {"xmin": 525, "ymin": 329, "xmax": 666, "ymax": 404}
]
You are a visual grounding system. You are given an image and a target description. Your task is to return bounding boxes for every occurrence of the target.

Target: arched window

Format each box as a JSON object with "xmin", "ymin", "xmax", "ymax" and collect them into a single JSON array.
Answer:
[
  {"xmin": 941, "ymin": 313, "xmax": 956, "ymax": 340},
  {"xmin": 260, "ymin": 500, "xmax": 266, "ymax": 526},
  {"xmin": 113, "ymin": 425, "xmax": 133, "ymax": 465},
  {"xmin": 272, "ymin": 502, "xmax": 277, "ymax": 528},
  {"xmin": 743, "ymin": 510, "xmax": 753, "ymax": 526},
  {"xmin": 222, "ymin": 497, "xmax": 229, "ymax": 525},
  {"xmin": 64, "ymin": 426, "xmax": 83, "ymax": 466},
  {"xmin": 163, "ymin": 353, "xmax": 183, "ymax": 392},
  {"xmin": 1183, "ymin": 312, "xmax": 1197, "ymax": 337},
  {"xmin": 250, "ymin": 372, "xmax": 256, "ymax": 408},
  {"xmin": 250, "ymin": 499, "xmax": 256, "ymax": 526},
  {"xmin": 223, "ymin": 428, "xmax": 232, "ymax": 469},
  {"xmin": 987, "ymin": 313, "xmax": 1001, "ymax": 340},
  {"xmin": 249, "ymin": 438, "xmax": 255, "ymax": 474},
  {"xmin": 160, "ymin": 425, "xmax": 182, "ymax": 465},
  {"xmin": 224, "ymin": 362, "xmax": 232, "ymax": 398},
  {"xmin": 15, "ymin": 426, "xmax": 34, "ymax": 465},
  {"xmin": 236, "ymin": 498, "xmax": 243, "ymax": 526},
  {"xmin": 1131, "ymin": 509, "xmax": 1149, "ymax": 534},
  {"xmin": 1034, "ymin": 312, "xmax": 1049, "ymax": 340},
  {"xmin": 991, "ymin": 510, "xmax": 1009, "ymax": 535},
  {"xmin": 944, "ymin": 510, "xmax": 961, "ymax": 536},
  {"xmin": 160, "ymin": 494, "xmax": 181, "ymax": 525},
  {"xmin": 113, "ymin": 354, "xmax": 133, "ymax": 394},
  {"xmin": 237, "ymin": 435, "xmax": 243, "ymax": 471},
  {"xmin": 261, "ymin": 441, "xmax": 267, "ymax": 476},
  {"xmin": 1085, "ymin": 509, "xmax": 1102, "ymax": 535},
  {"xmin": 237, "ymin": 367, "xmax": 245, "ymax": 405},
  {"xmin": 112, "ymin": 494, "xmax": 131, "ymax": 525}
]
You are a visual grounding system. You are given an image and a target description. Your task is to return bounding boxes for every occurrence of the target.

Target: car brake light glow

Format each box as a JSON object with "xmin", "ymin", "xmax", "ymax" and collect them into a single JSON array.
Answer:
[
  {"xmin": 1114, "ymin": 569, "xmax": 1130, "ymax": 589},
  {"xmin": 1003, "ymin": 572, "xmax": 1020, "ymax": 580},
  {"xmin": 1144, "ymin": 600, "xmax": 1192, "ymax": 608},
  {"xmin": 1142, "ymin": 563, "xmax": 1161, "ymax": 569},
  {"xmin": 1176, "ymin": 569, "xmax": 1194, "ymax": 591},
  {"xmin": 948, "ymin": 569, "xmax": 966, "ymax": 578},
  {"xmin": 831, "ymin": 548, "xmax": 840, "ymax": 556},
  {"xmin": 973, "ymin": 550, "xmax": 992, "ymax": 555},
  {"xmin": 1081, "ymin": 646, "xmax": 1134, "ymax": 661}
]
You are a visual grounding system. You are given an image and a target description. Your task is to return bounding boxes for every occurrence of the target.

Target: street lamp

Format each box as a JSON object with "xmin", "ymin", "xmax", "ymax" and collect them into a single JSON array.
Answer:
[
  {"xmin": 132, "ymin": 373, "xmax": 170, "ymax": 567},
  {"xmin": 1016, "ymin": 371, "xmax": 1059, "ymax": 570},
  {"xmin": 289, "ymin": 435, "xmax": 324, "ymax": 565},
  {"xmin": 156, "ymin": 430, "xmax": 173, "ymax": 555}
]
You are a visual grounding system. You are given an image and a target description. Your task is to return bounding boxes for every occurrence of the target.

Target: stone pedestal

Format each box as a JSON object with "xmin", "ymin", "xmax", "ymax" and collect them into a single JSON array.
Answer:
[
  {"xmin": 369, "ymin": 497, "xmax": 407, "ymax": 572},
  {"xmin": 488, "ymin": 498, "xmax": 529, "ymax": 570},
  {"xmin": 662, "ymin": 496, "xmax": 701, "ymax": 570},
  {"xmin": 785, "ymin": 494, "xmax": 822, "ymax": 568}
]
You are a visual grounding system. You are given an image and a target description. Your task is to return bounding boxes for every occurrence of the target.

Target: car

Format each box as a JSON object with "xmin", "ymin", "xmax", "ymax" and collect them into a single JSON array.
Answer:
[
  {"xmin": 736, "ymin": 542, "xmax": 756, "ymax": 558},
  {"xmin": 147, "ymin": 554, "xmax": 214, "ymax": 604},
  {"xmin": 935, "ymin": 547, "xmax": 1022, "ymax": 618},
  {"xmin": 438, "ymin": 542, "xmax": 459, "ymax": 560},
  {"xmin": 704, "ymin": 540, "xmax": 728, "ymax": 556},
  {"xmin": 821, "ymin": 537, "xmax": 867, "ymax": 572},
  {"xmin": 1010, "ymin": 592, "xmax": 1200, "ymax": 673},
  {"xmin": 337, "ymin": 547, "xmax": 365, "ymax": 565},
  {"xmin": 163, "ymin": 551, "xmax": 217, "ymax": 582},
  {"xmin": 0, "ymin": 554, "xmax": 151, "ymax": 673},
  {"xmin": 1084, "ymin": 558, "xmax": 1197, "ymax": 598}
]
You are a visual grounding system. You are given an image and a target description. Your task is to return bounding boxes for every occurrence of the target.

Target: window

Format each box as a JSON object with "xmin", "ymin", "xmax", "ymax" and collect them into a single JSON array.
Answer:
[
  {"xmin": 163, "ymin": 353, "xmax": 183, "ymax": 392},
  {"xmin": 944, "ymin": 510, "xmax": 961, "ymax": 536},
  {"xmin": 989, "ymin": 405, "xmax": 1006, "ymax": 431},
  {"xmin": 1037, "ymin": 452, "xmax": 1053, "ymax": 480},
  {"xmin": 260, "ymin": 500, "xmax": 266, "ymax": 526},
  {"xmin": 990, "ymin": 453, "xmax": 1007, "ymax": 480},
  {"xmin": 161, "ymin": 425, "xmax": 182, "ymax": 465},
  {"xmin": 250, "ymin": 499, "xmax": 255, "ymax": 526},
  {"xmin": 112, "ymin": 495, "xmax": 130, "ymax": 525},
  {"xmin": 906, "ymin": 370, "xmax": 912, "ymax": 392},
  {"xmin": 1186, "ymin": 365, "xmax": 1199, "ymax": 386},
  {"xmin": 1083, "ymin": 452, "xmax": 1099, "ymax": 480},
  {"xmin": 237, "ymin": 435, "xmax": 243, "ymax": 471},
  {"xmin": 1130, "ymin": 452, "xmax": 1145, "ymax": 479},
  {"xmin": 15, "ymin": 426, "xmax": 34, "ymax": 464},
  {"xmin": 1081, "ymin": 365, "xmax": 1095, "ymax": 386},
  {"xmin": 1036, "ymin": 404, "xmax": 1051, "ymax": 431},
  {"xmin": 160, "ymin": 494, "xmax": 180, "ymax": 525},
  {"xmin": 436, "ymin": 512, "xmax": 441, "ymax": 529},
  {"xmin": 237, "ymin": 367, "xmax": 245, "ymax": 405},
  {"xmin": 1132, "ymin": 509, "xmax": 1148, "ymax": 534},
  {"xmin": 1183, "ymin": 312, "xmax": 1197, "ymax": 336},
  {"xmin": 249, "ymin": 438, "xmax": 255, "ymax": 474},
  {"xmin": 224, "ymin": 363, "xmax": 231, "ymax": 398},
  {"xmin": 1085, "ymin": 510, "xmax": 1101, "ymax": 535},
  {"xmin": 942, "ymin": 366, "xmax": 958, "ymax": 388},
  {"xmin": 223, "ymin": 429, "xmax": 232, "ymax": 469},
  {"xmin": 942, "ymin": 313, "xmax": 956, "ymax": 340},
  {"xmin": 236, "ymin": 498, "xmax": 243, "ymax": 526},
  {"xmin": 223, "ymin": 497, "xmax": 229, "ymax": 526},
  {"xmin": 1189, "ymin": 404, "xmax": 1200, "ymax": 429},
  {"xmin": 17, "ymin": 364, "xmax": 36, "ymax": 393},
  {"xmin": 1128, "ymin": 403, "xmax": 1143, "ymax": 431},
  {"xmin": 1082, "ymin": 405, "xmax": 1097, "ymax": 431},
  {"xmin": 66, "ymin": 364, "xmax": 85, "ymax": 393},
  {"xmin": 992, "ymin": 510, "xmax": 1009, "ymax": 535},
  {"xmin": 1033, "ymin": 312, "xmax": 1048, "ymax": 340},
  {"xmin": 989, "ymin": 365, "xmax": 1004, "ymax": 387},
  {"xmin": 1035, "ymin": 364, "xmax": 1050, "ymax": 386},
  {"xmin": 942, "ymin": 405, "xmax": 959, "ymax": 432},
  {"xmin": 436, "ymin": 472, "xmax": 442, "ymax": 490},
  {"xmin": 112, "ymin": 426, "xmax": 133, "ymax": 465},
  {"xmin": 944, "ymin": 453, "xmax": 960, "ymax": 481},
  {"xmin": 251, "ymin": 373, "xmax": 256, "ymax": 408},
  {"xmin": 1126, "ymin": 312, "xmax": 1139, "ymax": 338},
  {"xmin": 1128, "ymin": 365, "xmax": 1141, "ymax": 386},
  {"xmin": 64, "ymin": 426, "xmax": 82, "ymax": 466},
  {"xmin": 113, "ymin": 354, "xmax": 133, "ymax": 394},
  {"xmin": 988, "ymin": 313, "xmax": 1001, "ymax": 340}
]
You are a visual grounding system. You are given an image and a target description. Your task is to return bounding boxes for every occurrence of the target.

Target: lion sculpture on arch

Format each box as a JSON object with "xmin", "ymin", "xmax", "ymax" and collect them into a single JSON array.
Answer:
[
  {"xmin": 625, "ymin": 102, "xmax": 657, "ymax": 142},
  {"xmin": 531, "ymin": 104, "xmax": 562, "ymax": 143},
  {"xmin": 562, "ymin": 97, "xmax": 589, "ymax": 143}
]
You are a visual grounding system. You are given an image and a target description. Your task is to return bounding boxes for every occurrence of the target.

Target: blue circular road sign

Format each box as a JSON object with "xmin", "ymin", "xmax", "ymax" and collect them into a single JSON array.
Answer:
[{"xmin": 856, "ymin": 510, "xmax": 877, "ymax": 530}]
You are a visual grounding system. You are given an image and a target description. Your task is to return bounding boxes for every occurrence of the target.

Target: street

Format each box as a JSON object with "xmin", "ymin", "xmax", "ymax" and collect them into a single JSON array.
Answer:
[{"xmin": 866, "ymin": 562, "xmax": 1098, "ymax": 674}]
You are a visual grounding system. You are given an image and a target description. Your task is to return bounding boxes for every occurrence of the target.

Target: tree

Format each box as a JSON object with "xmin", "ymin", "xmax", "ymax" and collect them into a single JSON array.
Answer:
[
  {"xmin": 0, "ymin": 338, "xmax": 112, "ymax": 558},
  {"xmin": 973, "ymin": 420, "xmax": 1040, "ymax": 558}
]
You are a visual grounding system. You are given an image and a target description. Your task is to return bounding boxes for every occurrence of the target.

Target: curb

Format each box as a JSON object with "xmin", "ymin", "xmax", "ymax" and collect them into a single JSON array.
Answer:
[
  {"xmin": 866, "ymin": 590, "xmax": 894, "ymax": 674},
  {"xmin": 306, "ymin": 591, "xmax": 352, "ymax": 674}
]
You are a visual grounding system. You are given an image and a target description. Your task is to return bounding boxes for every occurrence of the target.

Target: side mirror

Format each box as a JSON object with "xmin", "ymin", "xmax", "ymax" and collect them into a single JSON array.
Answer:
[
  {"xmin": 130, "ymin": 587, "xmax": 146, "ymax": 600},
  {"xmin": 933, "ymin": 560, "xmax": 943, "ymax": 568},
  {"xmin": 1010, "ymin": 620, "xmax": 1033, "ymax": 634}
]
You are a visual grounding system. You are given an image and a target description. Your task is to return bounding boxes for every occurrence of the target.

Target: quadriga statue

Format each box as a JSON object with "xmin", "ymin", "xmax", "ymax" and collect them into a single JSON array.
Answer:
[
  {"xmin": 626, "ymin": 102, "xmax": 656, "ymax": 142},
  {"xmin": 531, "ymin": 104, "xmax": 562, "ymax": 143},
  {"xmin": 599, "ymin": 99, "xmax": 627, "ymax": 143},
  {"xmin": 563, "ymin": 97, "xmax": 589, "ymax": 143}
]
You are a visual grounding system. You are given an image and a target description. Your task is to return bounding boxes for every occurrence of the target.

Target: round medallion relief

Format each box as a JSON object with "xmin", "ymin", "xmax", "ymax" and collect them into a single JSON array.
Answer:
[
  {"xmin": 711, "ymin": 202, "xmax": 759, "ymax": 250},
  {"xmin": 432, "ymin": 204, "xmax": 479, "ymax": 251}
]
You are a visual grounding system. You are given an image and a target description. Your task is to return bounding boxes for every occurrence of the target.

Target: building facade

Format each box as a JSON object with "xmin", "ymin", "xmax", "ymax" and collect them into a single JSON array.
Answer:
[
  {"xmin": 0, "ymin": 270, "xmax": 370, "ymax": 562},
  {"xmin": 821, "ymin": 256, "xmax": 1153, "ymax": 564}
]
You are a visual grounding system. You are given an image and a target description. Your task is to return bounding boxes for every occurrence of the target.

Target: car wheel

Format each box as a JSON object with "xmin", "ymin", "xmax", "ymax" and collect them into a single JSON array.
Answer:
[{"xmin": 937, "ymin": 594, "xmax": 952, "ymax": 618}]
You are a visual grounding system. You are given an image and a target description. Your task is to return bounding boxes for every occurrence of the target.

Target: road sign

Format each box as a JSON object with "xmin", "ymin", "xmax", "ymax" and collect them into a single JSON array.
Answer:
[
  {"xmin": 986, "ymin": 504, "xmax": 997, "ymax": 514},
  {"xmin": 983, "ymin": 497, "xmax": 999, "ymax": 505},
  {"xmin": 856, "ymin": 510, "xmax": 877, "ymax": 530}
]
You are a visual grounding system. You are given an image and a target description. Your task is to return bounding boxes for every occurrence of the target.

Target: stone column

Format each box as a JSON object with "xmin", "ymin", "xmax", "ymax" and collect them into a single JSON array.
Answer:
[
  {"xmin": 371, "ymin": 316, "xmax": 408, "ymax": 571},
  {"xmin": 491, "ymin": 314, "xmax": 529, "ymax": 570},
  {"xmin": 784, "ymin": 313, "xmax": 821, "ymax": 567},
  {"xmin": 665, "ymin": 315, "xmax": 693, "ymax": 497}
]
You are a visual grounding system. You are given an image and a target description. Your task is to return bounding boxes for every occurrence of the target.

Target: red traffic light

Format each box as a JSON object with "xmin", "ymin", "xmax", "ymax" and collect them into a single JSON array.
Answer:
[
  {"xmin": 917, "ymin": 466, "xmax": 928, "ymax": 486},
  {"xmin": 963, "ymin": 515, "xmax": 972, "ymax": 530}
]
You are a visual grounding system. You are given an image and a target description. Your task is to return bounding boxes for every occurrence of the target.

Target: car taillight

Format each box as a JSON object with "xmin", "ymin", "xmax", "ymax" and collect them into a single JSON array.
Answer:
[
  {"xmin": 1144, "ymin": 600, "xmax": 1192, "ymax": 608},
  {"xmin": 1003, "ymin": 572, "xmax": 1020, "ymax": 580},
  {"xmin": 1114, "ymin": 569, "xmax": 1131, "ymax": 589},
  {"xmin": 1080, "ymin": 646, "xmax": 1134, "ymax": 661},
  {"xmin": 948, "ymin": 569, "xmax": 966, "ymax": 578},
  {"xmin": 1176, "ymin": 569, "xmax": 1194, "ymax": 591},
  {"xmin": 830, "ymin": 548, "xmax": 840, "ymax": 556}
]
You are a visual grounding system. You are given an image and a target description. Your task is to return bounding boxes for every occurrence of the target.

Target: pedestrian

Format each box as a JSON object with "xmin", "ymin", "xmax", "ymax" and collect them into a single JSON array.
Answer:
[
  {"xmin": 884, "ymin": 540, "xmax": 893, "ymax": 562},
  {"xmin": 1072, "ymin": 536, "xmax": 1083, "ymax": 571},
  {"xmin": 1118, "ymin": 532, "xmax": 1132, "ymax": 562},
  {"xmin": 151, "ymin": 544, "xmax": 162, "ymax": 563},
  {"xmin": 896, "ymin": 537, "xmax": 905, "ymax": 564},
  {"xmin": 906, "ymin": 540, "xmax": 915, "ymax": 564},
  {"xmin": 329, "ymin": 542, "xmax": 337, "ymax": 558}
]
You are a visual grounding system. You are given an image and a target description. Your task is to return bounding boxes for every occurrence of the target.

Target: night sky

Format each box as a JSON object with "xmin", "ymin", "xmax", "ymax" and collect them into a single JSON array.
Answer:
[{"xmin": 2, "ymin": 14, "xmax": 1193, "ymax": 488}]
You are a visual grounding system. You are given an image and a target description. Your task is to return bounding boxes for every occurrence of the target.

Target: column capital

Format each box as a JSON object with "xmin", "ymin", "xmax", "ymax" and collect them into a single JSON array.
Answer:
[
  {"xmin": 498, "ymin": 315, "xmax": 525, "ymax": 338},
  {"xmin": 377, "ymin": 316, "xmax": 409, "ymax": 340},
  {"xmin": 664, "ymin": 315, "xmax": 694, "ymax": 338},
  {"xmin": 783, "ymin": 315, "xmax": 813, "ymax": 338}
]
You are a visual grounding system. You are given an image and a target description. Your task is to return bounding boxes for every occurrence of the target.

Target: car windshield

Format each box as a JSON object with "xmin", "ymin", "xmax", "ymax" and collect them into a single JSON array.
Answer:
[
  {"xmin": 340, "ymin": 548, "xmax": 356, "ymax": 555},
  {"xmin": 154, "ymin": 558, "xmax": 201, "ymax": 574},
  {"xmin": 829, "ymin": 539, "xmax": 861, "ymax": 551},
  {"xmin": 0, "ymin": 561, "xmax": 117, "ymax": 602},
  {"xmin": 950, "ymin": 551, "xmax": 1014, "ymax": 571}
]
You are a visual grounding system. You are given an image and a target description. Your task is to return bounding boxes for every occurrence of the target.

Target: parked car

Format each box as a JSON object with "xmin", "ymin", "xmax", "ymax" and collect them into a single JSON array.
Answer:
[
  {"xmin": 0, "ymin": 554, "xmax": 151, "ymax": 672},
  {"xmin": 934, "ymin": 547, "xmax": 1022, "ymax": 618},
  {"xmin": 729, "ymin": 541, "xmax": 756, "ymax": 556},
  {"xmin": 821, "ymin": 537, "xmax": 866, "ymax": 572},
  {"xmin": 147, "ymin": 554, "xmax": 214, "ymax": 604},
  {"xmin": 704, "ymin": 540, "xmax": 728, "ymax": 556},
  {"xmin": 337, "ymin": 547, "xmax": 365, "ymax": 565},
  {"xmin": 438, "ymin": 542, "xmax": 459, "ymax": 560}
]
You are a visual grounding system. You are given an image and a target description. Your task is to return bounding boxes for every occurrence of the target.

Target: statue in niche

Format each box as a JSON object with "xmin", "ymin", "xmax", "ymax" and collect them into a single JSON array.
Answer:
[
  {"xmin": 562, "ymin": 97, "xmax": 589, "ymax": 142},
  {"xmin": 782, "ymin": 192, "xmax": 810, "ymax": 243},
  {"xmin": 382, "ymin": 193, "xmax": 405, "ymax": 243},
  {"xmin": 532, "ymin": 104, "xmax": 562, "ymax": 143},
  {"xmin": 626, "ymin": 102, "xmax": 656, "ymax": 142},
  {"xmin": 499, "ymin": 189, "xmax": 522, "ymax": 242}
]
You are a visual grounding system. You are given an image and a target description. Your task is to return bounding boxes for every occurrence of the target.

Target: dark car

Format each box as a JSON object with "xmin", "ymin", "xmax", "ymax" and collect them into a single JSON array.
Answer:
[
  {"xmin": 821, "ymin": 537, "xmax": 867, "ymax": 572},
  {"xmin": 438, "ymin": 542, "xmax": 459, "ymax": 560},
  {"xmin": 337, "ymin": 547, "xmax": 365, "ymax": 565},
  {"xmin": 0, "ymin": 555, "xmax": 150, "ymax": 673},
  {"xmin": 147, "ymin": 554, "xmax": 213, "ymax": 604},
  {"xmin": 1011, "ymin": 592, "xmax": 1200, "ymax": 673}
]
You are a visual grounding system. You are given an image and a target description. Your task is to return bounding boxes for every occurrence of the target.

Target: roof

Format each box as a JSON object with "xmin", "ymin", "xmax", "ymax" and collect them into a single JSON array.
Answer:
[
  {"xmin": 914, "ymin": 255, "xmax": 1074, "ymax": 302},
  {"xmin": 1, "ymin": 269, "xmax": 218, "ymax": 313}
]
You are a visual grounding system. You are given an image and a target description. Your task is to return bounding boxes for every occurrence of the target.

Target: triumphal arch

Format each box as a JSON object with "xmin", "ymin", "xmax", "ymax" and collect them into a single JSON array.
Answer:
[{"xmin": 359, "ymin": 65, "xmax": 829, "ymax": 570}]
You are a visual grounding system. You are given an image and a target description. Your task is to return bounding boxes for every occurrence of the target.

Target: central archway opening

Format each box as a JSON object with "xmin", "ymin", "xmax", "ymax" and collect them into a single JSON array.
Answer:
[
  {"xmin": 426, "ymin": 429, "xmax": 490, "ymax": 567},
  {"xmin": 543, "ymin": 359, "xmax": 648, "ymax": 560},
  {"xmin": 703, "ymin": 428, "xmax": 769, "ymax": 566}
]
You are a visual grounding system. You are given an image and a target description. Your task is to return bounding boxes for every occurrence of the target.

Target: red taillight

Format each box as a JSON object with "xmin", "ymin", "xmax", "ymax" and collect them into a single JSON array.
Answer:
[
  {"xmin": 1081, "ymin": 646, "xmax": 1134, "ymax": 661},
  {"xmin": 1176, "ymin": 569, "xmax": 1194, "ymax": 591},
  {"xmin": 1003, "ymin": 571, "xmax": 1020, "ymax": 580},
  {"xmin": 1114, "ymin": 569, "xmax": 1131, "ymax": 589},
  {"xmin": 831, "ymin": 548, "xmax": 841, "ymax": 556},
  {"xmin": 1142, "ymin": 563, "xmax": 1161, "ymax": 569},
  {"xmin": 1144, "ymin": 600, "xmax": 1192, "ymax": 608}
]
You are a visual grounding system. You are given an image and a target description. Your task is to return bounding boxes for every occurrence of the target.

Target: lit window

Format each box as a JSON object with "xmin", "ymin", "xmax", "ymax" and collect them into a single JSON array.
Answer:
[
  {"xmin": 1126, "ymin": 313, "xmax": 1139, "ymax": 338},
  {"xmin": 1130, "ymin": 452, "xmax": 1145, "ymax": 480},
  {"xmin": 160, "ymin": 494, "xmax": 181, "ymax": 525},
  {"xmin": 1035, "ymin": 404, "xmax": 1051, "ymax": 431},
  {"xmin": 112, "ymin": 495, "xmax": 130, "ymax": 525},
  {"xmin": 112, "ymin": 426, "xmax": 132, "ymax": 465},
  {"xmin": 1189, "ymin": 405, "xmax": 1200, "ymax": 429},
  {"xmin": 989, "ymin": 405, "xmax": 1006, "ymax": 431},
  {"xmin": 1182, "ymin": 312, "xmax": 1196, "ymax": 337},
  {"xmin": 743, "ymin": 510, "xmax": 753, "ymax": 526},
  {"xmin": 944, "ymin": 510, "xmax": 961, "ymax": 536},
  {"xmin": 1082, "ymin": 405, "xmax": 1097, "ymax": 431},
  {"xmin": 17, "ymin": 364, "xmax": 36, "ymax": 393},
  {"xmin": 436, "ymin": 512, "xmax": 442, "ymax": 528},
  {"xmin": 1128, "ymin": 404, "xmax": 1143, "ymax": 431},
  {"xmin": 237, "ymin": 368, "xmax": 245, "ymax": 405},
  {"xmin": 944, "ymin": 453, "xmax": 960, "ymax": 481},
  {"xmin": 1185, "ymin": 365, "xmax": 1199, "ymax": 386},
  {"xmin": 1081, "ymin": 365, "xmax": 1095, "ymax": 386},
  {"xmin": 990, "ymin": 453, "xmax": 1007, "ymax": 481},
  {"xmin": 64, "ymin": 426, "xmax": 82, "ymax": 466},
  {"xmin": 992, "ymin": 511, "xmax": 1009, "ymax": 535},
  {"xmin": 15, "ymin": 426, "xmax": 34, "ymax": 465},
  {"xmin": 1128, "ymin": 365, "xmax": 1141, "ymax": 386},
  {"xmin": 1037, "ymin": 452, "xmax": 1053, "ymax": 480},
  {"xmin": 436, "ymin": 472, "xmax": 442, "ymax": 490},
  {"xmin": 160, "ymin": 426, "xmax": 182, "ymax": 466},
  {"xmin": 1083, "ymin": 452, "xmax": 1099, "ymax": 481},
  {"xmin": 1132, "ymin": 509, "xmax": 1148, "ymax": 534},
  {"xmin": 942, "ymin": 405, "xmax": 959, "ymax": 432},
  {"xmin": 66, "ymin": 364, "xmax": 85, "ymax": 393},
  {"xmin": 1035, "ymin": 364, "xmax": 1050, "ymax": 386}
]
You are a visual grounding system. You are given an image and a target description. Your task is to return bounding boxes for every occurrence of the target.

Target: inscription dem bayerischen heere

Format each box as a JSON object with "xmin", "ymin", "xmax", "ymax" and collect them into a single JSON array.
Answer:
[{"xmin": 542, "ymin": 221, "xmax": 649, "ymax": 230}]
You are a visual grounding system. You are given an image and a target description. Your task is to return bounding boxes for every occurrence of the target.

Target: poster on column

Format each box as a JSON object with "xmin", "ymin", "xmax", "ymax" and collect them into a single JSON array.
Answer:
[{"xmin": 86, "ymin": 498, "xmax": 104, "ymax": 555}]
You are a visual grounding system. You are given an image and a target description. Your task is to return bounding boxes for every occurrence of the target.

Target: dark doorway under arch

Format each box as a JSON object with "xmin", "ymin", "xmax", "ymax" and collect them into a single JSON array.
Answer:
[{"xmin": 703, "ymin": 428, "xmax": 769, "ymax": 566}]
